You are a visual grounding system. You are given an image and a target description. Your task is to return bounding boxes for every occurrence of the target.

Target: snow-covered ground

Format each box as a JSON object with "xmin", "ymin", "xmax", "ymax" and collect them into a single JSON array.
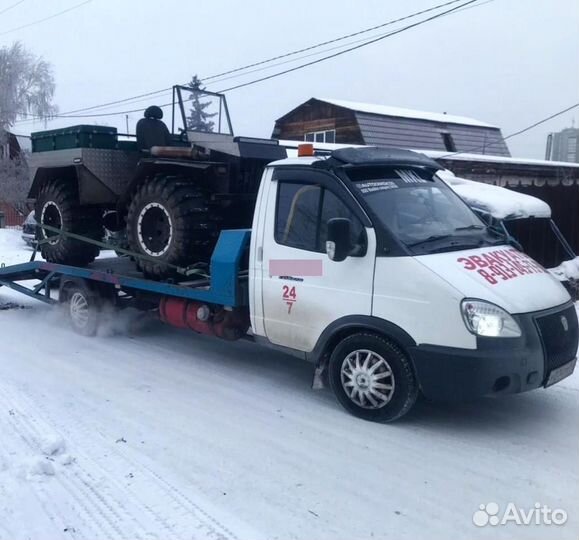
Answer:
[{"xmin": 0, "ymin": 229, "xmax": 577, "ymax": 540}]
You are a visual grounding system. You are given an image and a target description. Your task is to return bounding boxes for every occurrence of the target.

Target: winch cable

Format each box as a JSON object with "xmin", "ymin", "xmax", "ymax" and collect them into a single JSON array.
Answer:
[{"xmin": 33, "ymin": 223, "xmax": 209, "ymax": 278}]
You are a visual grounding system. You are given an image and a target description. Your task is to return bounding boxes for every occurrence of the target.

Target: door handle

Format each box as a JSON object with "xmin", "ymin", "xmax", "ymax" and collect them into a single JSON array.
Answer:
[{"xmin": 257, "ymin": 246, "xmax": 263, "ymax": 262}]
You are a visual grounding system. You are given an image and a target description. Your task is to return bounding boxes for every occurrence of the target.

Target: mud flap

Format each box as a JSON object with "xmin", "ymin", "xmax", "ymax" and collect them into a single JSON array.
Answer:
[{"xmin": 312, "ymin": 360, "xmax": 328, "ymax": 390}]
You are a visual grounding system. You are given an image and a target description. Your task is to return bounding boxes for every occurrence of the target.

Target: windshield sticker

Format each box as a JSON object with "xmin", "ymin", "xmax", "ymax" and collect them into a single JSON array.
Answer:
[
  {"xmin": 457, "ymin": 248, "xmax": 546, "ymax": 285},
  {"xmin": 357, "ymin": 181, "xmax": 398, "ymax": 194},
  {"xmin": 395, "ymin": 169, "xmax": 428, "ymax": 184}
]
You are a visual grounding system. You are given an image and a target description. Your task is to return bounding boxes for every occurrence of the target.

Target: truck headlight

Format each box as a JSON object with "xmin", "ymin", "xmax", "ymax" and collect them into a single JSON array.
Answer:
[{"xmin": 461, "ymin": 299, "xmax": 522, "ymax": 338}]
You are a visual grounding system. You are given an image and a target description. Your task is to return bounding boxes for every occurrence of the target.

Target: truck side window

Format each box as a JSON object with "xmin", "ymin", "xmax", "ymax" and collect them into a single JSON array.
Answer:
[
  {"xmin": 275, "ymin": 182, "xmax": 322, "ymax": 251},
  {"xmin": 275, "ymin": 182, "xmax": 366, "ymax": 256}
]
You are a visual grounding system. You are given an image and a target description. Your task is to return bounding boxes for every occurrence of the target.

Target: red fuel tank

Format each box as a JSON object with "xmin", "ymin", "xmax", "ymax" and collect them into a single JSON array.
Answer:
[{"xmin": 159, "ymin": 298, "xmax": 249, "ymax": 340}]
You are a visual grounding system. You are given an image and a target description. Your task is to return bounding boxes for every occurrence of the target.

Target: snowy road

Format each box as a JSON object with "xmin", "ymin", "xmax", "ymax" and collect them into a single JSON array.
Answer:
[{"xmin": 0, "ymin": 230, "xmax": 578, "ymax": 540}]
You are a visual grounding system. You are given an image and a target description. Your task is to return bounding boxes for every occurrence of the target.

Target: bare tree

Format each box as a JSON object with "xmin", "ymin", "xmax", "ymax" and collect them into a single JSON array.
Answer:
[
  {"xmin": 0, "ymin": 132, "xmax": 29, "ymax": 208},
  {"xmin": 0, "ymin": 42, "xmax": 57, "ymax": 129},
  {"xmin": 0, "ymin": 42, "xmax": 56, "ymax": 207}
]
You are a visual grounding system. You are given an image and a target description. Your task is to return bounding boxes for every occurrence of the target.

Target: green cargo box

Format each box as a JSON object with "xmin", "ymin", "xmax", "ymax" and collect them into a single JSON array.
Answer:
[{"xmin": 31, "ymin": 125, "xmax": 120, "ymax": 152}]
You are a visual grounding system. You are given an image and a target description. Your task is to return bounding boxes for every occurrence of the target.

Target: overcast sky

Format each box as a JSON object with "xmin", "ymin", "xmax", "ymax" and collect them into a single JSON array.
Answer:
[{"xmin": 4, "ymin": 0, "xmax": 579, "ymax": 158}]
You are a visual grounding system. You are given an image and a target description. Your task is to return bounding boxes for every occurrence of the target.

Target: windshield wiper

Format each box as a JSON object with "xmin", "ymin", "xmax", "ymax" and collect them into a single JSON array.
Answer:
[
  {"xmin": 407, "ymin": 234, "xmax": 452, "ymax": 247},
  {"xmin": 454, "ymin": 225, "xmax": 484, "ymax": 231}
]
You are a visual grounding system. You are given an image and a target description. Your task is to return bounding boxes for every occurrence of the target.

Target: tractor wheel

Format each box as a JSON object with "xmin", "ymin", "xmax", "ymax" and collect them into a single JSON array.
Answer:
[
  {"xmin": 126, "ymin": 175, "xmax": 218, "ymax": 279},
  {"xmin": 35, "ymin": 179, "xmax": 102, "ymax": 265}
]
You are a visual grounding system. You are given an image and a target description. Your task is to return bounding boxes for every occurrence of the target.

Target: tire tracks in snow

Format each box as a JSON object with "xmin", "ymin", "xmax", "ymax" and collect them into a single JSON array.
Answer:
[
  {"xmin": 0, "ymin": 385, "xmax": 139, "ymax": 540},
  {"xmin": 0, "ymin": 398, "xmax": 80, "ymax": 540},
  {"xmin": 0, "ymin": 377, "xmax": 258, "ymax": 540}
]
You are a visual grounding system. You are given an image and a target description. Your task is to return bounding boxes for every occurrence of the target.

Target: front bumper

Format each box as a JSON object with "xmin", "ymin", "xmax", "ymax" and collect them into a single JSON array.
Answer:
[{"xmin": 410, "ymin": 302, "xmax": 578, "ymax": 402}]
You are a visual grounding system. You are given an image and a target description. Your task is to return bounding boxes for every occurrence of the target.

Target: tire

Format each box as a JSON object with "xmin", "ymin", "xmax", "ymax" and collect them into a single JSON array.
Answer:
[
  {"xmin": 328, "ymin": 333, "xmax": 418, "ymax": 422},
  {"xmin": 35, "ymin": 179, "xmax": 102, "ymax": 265},
  {"xmin": 60, "ymin": 282, "xmax": 102, "ymax": 336},
  {"xmin": 126, "ymin": 175, "xmax": 218, "ymax": 279}
]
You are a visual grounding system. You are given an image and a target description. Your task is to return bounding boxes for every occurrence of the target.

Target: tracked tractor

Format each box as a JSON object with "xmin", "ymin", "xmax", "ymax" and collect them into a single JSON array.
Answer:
[{"xmin": 28, "ymin": 86, "xmax": 286, "ymax": 278}]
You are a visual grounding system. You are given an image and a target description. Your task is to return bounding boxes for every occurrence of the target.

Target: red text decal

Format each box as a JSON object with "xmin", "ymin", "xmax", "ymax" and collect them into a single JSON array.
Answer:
[
  {"xmin": 457, "ymin": 248, "xmax": 545, "ymax": 285},
  {"xmin": 282, "ymin": 285, "xmax": 297, "ymax": 313}
]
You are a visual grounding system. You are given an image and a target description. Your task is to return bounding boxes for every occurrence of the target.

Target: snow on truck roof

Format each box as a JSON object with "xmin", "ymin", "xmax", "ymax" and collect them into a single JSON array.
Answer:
[
  {"xmin": 437, "ymin": 169, "xmax": 551, "ymax": 219},
  {"xmin": 319, "ymin": 98, "xmax": 497, "ymax": 129}
]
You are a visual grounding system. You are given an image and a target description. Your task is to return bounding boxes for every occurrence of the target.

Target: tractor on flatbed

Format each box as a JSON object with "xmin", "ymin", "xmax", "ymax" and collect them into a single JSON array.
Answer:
[{"xmin": 28, "ymin": 86, "xmax": 286, "ymax": 278}]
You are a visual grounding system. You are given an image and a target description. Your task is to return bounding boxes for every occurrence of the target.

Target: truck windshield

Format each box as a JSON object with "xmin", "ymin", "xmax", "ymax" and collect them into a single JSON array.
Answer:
[{"xmin": 347, "ymin": 167, "xmax": 504, "ymax": 254}]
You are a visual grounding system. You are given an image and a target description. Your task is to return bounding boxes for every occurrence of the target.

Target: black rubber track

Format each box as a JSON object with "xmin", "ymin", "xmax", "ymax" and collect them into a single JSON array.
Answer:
[
  {"xmin": 126, "ymin": 175, "xmax": 220, "ymax": 279},
  {"xmin": 35, "ymin": 179, "xmax": 102, "ymax": 266}
]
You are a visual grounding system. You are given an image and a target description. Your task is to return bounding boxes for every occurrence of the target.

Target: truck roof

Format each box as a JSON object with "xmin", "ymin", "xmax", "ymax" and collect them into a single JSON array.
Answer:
[{"xmin": 270, "ymin": 146, "xmax": 440, "ymax": 169}]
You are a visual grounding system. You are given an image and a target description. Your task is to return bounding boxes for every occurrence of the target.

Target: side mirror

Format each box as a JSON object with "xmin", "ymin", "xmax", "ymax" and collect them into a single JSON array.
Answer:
[{"xmin": 326, "ymin": 218, "xmax": 352, "ymax": 262}]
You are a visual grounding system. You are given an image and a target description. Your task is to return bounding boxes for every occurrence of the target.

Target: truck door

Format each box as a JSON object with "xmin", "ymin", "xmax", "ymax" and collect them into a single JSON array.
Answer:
[{"xmin": 260, "ymin": 168, "xmax": 376, "ymax": 351}]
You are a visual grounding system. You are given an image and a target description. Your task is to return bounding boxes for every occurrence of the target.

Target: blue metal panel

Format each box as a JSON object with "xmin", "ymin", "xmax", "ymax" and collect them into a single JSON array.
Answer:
[{"xmin": 210, "ymin": 229, "xmax": 251, "ymax": 306}]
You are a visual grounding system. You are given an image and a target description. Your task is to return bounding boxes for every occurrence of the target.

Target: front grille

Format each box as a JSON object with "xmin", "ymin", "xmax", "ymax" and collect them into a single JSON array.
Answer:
[{"xmin": 535, "ymin": 304, "xmax": 578, "ymax": 378}]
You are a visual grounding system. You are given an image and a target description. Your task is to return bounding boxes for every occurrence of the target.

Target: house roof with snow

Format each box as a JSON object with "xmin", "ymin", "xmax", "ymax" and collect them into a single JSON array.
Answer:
[
  {"xmin": 273, "ymin": 97, "xmax": 510, "ymax": 157},
  {"xmin": 318, "ymin": 98, "xmax": 496, "ymax": 129}
]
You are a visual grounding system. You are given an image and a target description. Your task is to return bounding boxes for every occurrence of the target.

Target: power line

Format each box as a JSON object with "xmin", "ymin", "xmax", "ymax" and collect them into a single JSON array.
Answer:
[
  {"xmin": 206, "ymin": 0, "xmax": 495, "ymax": 87},
  {"xmin": 502, "ymin": 103, "xmax": 579, "ymax": 141},
  {"xmin": 207, "ymin": 0, "xmax": 495, "ymax": 87},
  {"xmin": 0, "ymin": 0, "xmax": 26, "ymax": 17},
  {"xmin": 0, "ymin": 0, "xmax": 91, "ymax": 37},
  {"xmin": 205, "ymin": 0, "xmax": 491, "ymax": 89},
  {"xmin": 216, "ymin": 0, "xmax": 481, "ymax": 93},
  {"xmin": 202, "ymin": 0, "xmax": 469, "ymax": 83},
  {"xmin": 437, "ymin": 102, "xmax": 579, "ymax": 158},
  {"xmin": 58, "ymin": 88, "xmax": 172, "ymax": 116},
  {"xmin": 14, "ymin": 0, "xmax": 484, "ymax": 123},
  {"xmin": 12, "ymin": 0, "xmax": 481, "ymax": 124}
]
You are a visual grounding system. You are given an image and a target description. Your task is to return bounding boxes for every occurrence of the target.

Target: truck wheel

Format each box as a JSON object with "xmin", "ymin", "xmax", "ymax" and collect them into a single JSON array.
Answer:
[
  {"xmin": 61, "ymin": 283, "xmax": 102, "ymax": 336},
  {"xmin": 329, "ymin": 333, "xmax": 418, "ymax": 422},
  {"xmin": 126, "ymin": 175, "xmax": 218, "ymax": 279},
  {"xmin": 35, "ymin": 179, "xmax": 102, "ymax": 265}
]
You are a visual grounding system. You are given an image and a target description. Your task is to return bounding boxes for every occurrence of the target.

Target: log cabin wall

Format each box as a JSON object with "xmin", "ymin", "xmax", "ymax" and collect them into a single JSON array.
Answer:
[{"xmin": 272, "ymin": 99, "xmax": 364, "ymax": 144}]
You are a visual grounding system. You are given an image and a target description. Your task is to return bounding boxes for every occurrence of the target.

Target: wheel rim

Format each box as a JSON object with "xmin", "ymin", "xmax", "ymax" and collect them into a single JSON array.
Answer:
[
  {"xmin": 137, "ymin": 203, "xmax": 173, "ymax": 256},
  {"xmin": 69, "ymin": 291, "xmax": 90, "ymax": 329},
  {"xmin": 340, "ymin": 349, "xmax": 396, "ymax": 409},
  {"xmin": 40, "ymin": 201, "xmax": 63, "ymax": 245}
]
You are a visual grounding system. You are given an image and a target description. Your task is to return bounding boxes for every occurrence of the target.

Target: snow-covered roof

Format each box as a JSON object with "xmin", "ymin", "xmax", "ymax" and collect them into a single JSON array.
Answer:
[
  {"xmin": 423, "ymin": 149, "xmax": 579, "ymax": 169},
  {"xmin": 437, "ymin": 169, "xmax": 551, "ymax": 219},
  {"xmin": 278, "ymin": 141, "xmax": 579, "ymax": 170},
  {"xmin": 319, "ymin": 98, "xmax": 497, "ymax": 129}
]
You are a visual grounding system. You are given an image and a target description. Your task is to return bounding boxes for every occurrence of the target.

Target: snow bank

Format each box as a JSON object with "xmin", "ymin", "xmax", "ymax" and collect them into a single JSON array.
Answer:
[
  {"xmin": 26, "ymin": 458, "xmax": 56, "ymax": 477},
  {"xmin": 437, "ymin": 169, "xmax": 551, "ymax": 219},
  {"xmin": 40, "ymin": 435, "xmax": 66, "ymax": 457},
  {"xmin": 0, "ymin": 228, "xmax": 25, "ymax": 247}
]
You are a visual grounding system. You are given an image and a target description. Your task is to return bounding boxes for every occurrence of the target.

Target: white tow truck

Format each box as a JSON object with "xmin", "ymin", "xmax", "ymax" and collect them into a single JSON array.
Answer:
[{"xmin": 1, "ymin": 145, "xmax": 577, "ymax": 422}]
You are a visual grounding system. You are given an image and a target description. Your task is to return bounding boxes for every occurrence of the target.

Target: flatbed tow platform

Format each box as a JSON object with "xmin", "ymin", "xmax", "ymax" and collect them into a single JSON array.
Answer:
[{"xmin": 0, "ymin": 230, "xmax": 251, "ymax": 317}]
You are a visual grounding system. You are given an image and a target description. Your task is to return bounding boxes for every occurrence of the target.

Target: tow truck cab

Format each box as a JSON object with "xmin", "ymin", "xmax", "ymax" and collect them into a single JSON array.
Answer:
[{"xmin": 249, "ymin": 146, "xmax": 578, "ymax": 421}]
